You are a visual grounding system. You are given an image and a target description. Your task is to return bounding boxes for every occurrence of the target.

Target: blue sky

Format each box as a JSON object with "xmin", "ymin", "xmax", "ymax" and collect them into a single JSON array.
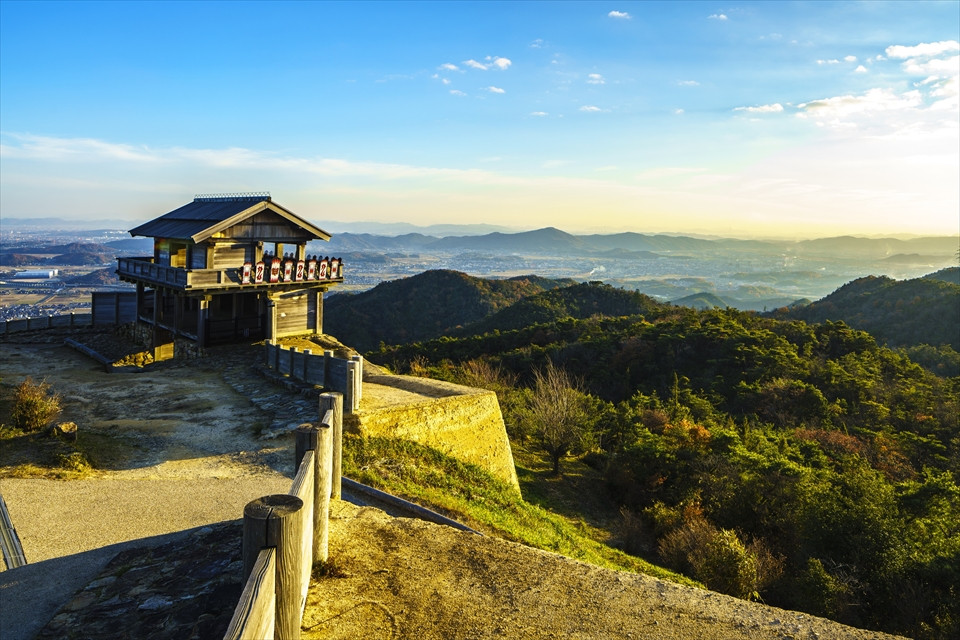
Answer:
[{"xmin": 1, "ymin": 1, "xmax": 958, "ymax": 238}]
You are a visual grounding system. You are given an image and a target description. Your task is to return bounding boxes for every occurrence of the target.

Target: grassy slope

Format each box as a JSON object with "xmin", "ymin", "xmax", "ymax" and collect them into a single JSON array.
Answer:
[{"xmin": 342, "ymin": 433, "xmax": 699, "ymax": 588}]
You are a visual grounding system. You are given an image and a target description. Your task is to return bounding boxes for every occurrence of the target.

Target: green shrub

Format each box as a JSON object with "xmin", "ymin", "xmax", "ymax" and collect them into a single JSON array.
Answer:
[{"xmin": 11, "ymin": 377, "xmax": 61, "ymax": 432}]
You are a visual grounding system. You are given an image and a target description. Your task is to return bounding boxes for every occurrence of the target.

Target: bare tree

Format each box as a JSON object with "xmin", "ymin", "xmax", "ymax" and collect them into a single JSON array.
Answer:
[{"xmin": 525, "ymin": 361, "xmax": 591, "ymax": 476}]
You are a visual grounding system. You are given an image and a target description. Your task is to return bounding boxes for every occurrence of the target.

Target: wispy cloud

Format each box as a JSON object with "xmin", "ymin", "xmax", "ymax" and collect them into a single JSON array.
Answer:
[
  {"xmin": 677, "ymin": 80, "xmax": 700, "ymax": 87},
  {"xmin": 844, "ymin": 55, "xmax": 857, "ymax": 63},
  {"xmin": 450, "ymin": 89, "xmax": 466, "ymax": 97},
  {"xmin": 439, "ymin": 63, "xmax": 459, "ymax": 72},
  {"xmin": 579, "ymin": 105, "xmax": 603, "ymax": 112},
  {"xmin": 587, "ymin": 73, "xmax": 605, "ymax": 85},
  {"xmin": 734, "ymin": 103, "xmax": 784, "ymax": 114},
  {"xmin": 487, "ymin": 86, "xmax": 505, "ymax": 94},
  {"xmin": 708, "ymin": 13, "xmax": 727, "ymax": 21},
  {"xmin": 463, "ymin": 59, "xmax": 487, "ymax": 70},
  {"xmin": 608, "ymin": 11, "xmax": 631, "ymax": 20},
  {"xmin": 817, "ymin": 59, "xmax": 840, "ymax": 65},
  {"xmin": 530, "ymin": 111, "xmax": 548, "ymax": 117}
]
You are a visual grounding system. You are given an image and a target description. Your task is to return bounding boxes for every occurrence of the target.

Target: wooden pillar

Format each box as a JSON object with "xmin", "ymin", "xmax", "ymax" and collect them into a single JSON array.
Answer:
[
  {"xmin": 267, "ymin": 296, "xmax": 278, "ymax": 345},
  {"xmin": 173, "ymin": 293, "xmax": 183, "ymax": 339},
  {"xmin": 242, "ymin": 494, "xmax": 304, "ymax": 640},
  {"xmin": 135, "ymin": 282, "xmax": 144, "ymax": 323},
  {"xmin": 314, "ymin": 290, "xmax": 324, "ymax": 335},
  {"xmin": 320, "ymin": 392, "xmax": 343, "ymax": 500},
  {"xmin": 197, "ymin": 296, "xmax": 210, "ymax": 347},
  {"xmin": 151, "ymin": 288, "xmax": 162, "ymax": 357}
]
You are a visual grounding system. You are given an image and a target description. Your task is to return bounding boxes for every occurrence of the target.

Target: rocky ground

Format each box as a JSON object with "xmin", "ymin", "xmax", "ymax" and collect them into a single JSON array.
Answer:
[{"xmin": 0, "ymin": 328, "xmax": 906, "ymax": 639}]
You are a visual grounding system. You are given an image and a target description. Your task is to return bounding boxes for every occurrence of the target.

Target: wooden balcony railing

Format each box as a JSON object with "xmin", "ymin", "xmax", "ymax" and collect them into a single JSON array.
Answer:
[{"xmin": 116, "ymin": 257, "xmax": 343, "ymax": 291}]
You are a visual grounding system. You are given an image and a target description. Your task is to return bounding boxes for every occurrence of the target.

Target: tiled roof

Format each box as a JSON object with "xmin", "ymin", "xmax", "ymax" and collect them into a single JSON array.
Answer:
[{"xmin": 128, "ymin": 195, "xmax": 331, "ymax": 242}]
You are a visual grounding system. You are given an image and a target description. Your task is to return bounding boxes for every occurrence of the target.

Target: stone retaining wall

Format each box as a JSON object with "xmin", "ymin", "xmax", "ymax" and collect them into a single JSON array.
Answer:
[{"xmin": 349, "ymin": 374, "xmax": 521, "ymax": 494}]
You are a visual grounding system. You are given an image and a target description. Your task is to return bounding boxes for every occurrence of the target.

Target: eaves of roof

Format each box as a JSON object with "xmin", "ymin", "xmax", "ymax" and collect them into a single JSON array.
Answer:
[{"xmin": 128, "ymin": 197, "xmax": 332, "ymax": 243}]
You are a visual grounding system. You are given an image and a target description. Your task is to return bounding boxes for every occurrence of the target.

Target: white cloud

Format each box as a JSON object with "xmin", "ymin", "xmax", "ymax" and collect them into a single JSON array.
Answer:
[
  {"xmin": 817, "ymin": 59, "xmax": 840, "ymax": 65},
  {"xmin": 734, "ymin": 103, "xmax": 784, "ymax": 114},
  {"xmin": 580, "ymin": 105, "xmax": 603, "ymax": 112},
  {"xmin": 439, "ymin": 63, "xmax": 459, "ymax": 72},
  {"xmin": 854, "ymin": 65, "xmax": 868, "ymax": 74},
  {"xmin": 674, "ymin": 108, "xmax": 685, "ymax": 115},
  {"xmin": 885, "ymin": 40, "xmax": 960, "ymax": 59},
  {"xmin": 587, "ymin": 73, "xmax": 605, "ymax": 85},
  {"xmin": 462, "ymin": 56, "xmax": 511, "ymax": 71},
  {"xmin": 903, "ymin": 55, "xmax": 960, "ymax": 77},
  {"xmin": 844, "ymin": 55, "xmax": 857, "ymax": 62},
  {"xmin": 530, "ymin": 111, "xmax": 549, "ymax": 117},
  {"xmin": 608, "ymin": 11, "xmax": 631, "ymax": 20},
  {"xmin": 450, "ymin": 89, "xmax": 466, "ymax": 97},
  {"xmin": 530, "ymin": 39, "xmax": 544, "ymax": 49},
  {"xmin": 677, "ymin": 80, "xmax": 700, "ymax": 87},
  {"xmin": 708, "ymin": 13, "xmax": 727, "ymax": 21},
  {"xmin": 797, "ymin": 88, "xmax": 924, "ymax": 124},
  {"xmin": 487, "ymin": 86, "xmax": 505, "ymax": 94}
]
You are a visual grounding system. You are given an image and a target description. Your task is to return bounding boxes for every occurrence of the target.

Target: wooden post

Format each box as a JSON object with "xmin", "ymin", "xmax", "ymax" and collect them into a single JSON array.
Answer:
[
  {"xmin": 320, "ymin": 392, "xmax": 343, "ymax": 500},
  {"xmin": 242, "ymin": 494, "xmax": 304, "ymax": 640},
  {"xmin": 316, "ymin": 419, "xmax": 332, "ymax": 560},
  {"xmin": 197, "ymin": 296, "xmax": 210, "ymax": 348},
  {"xmin": 301, "ymin": 349, "xmax": 311, "ymax": 380},
  {"xmin": 323, "ymin": 350, "xmax": 333, "ymax": 387},
  {"xmin": 289, "ymin": 440, "xmax": 315, "ymax": 617}
]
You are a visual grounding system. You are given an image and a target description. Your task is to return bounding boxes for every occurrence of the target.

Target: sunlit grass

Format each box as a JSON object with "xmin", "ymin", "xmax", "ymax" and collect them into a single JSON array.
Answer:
[{"xmin": 342, "ymin": 434, "xmax": 699, "ymax": 587}]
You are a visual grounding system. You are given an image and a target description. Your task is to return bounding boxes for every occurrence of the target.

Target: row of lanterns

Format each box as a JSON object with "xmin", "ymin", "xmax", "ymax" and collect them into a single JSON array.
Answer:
[{"xmin": 241, "ymin": 255, "xmax": 342, "ymax": 284}]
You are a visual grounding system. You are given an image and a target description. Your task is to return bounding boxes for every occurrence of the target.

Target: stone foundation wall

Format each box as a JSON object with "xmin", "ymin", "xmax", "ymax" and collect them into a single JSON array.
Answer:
[{"xmin": 349, "ymin": 375, "xmax": 521, "ymax": 494}]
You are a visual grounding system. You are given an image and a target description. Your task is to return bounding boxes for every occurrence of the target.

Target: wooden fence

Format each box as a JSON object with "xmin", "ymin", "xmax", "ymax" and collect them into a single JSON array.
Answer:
[
  {"xmin": 224, "ymin": 391, "xmax": 343, "ymax": 640},
  {"xmin": 262, "ymin": 343, "xmax": 363, "ymax": 413},
  {"xmin": 2, "ymin": 292, "xmax": 137, "ymax": 335},
  {"xmin": 0, "ymin": 495, "xmax": 27, "ymax": 570},
  {"xmin": 2, "ymin": 312, "xmax": 93, "ymax": 335}
]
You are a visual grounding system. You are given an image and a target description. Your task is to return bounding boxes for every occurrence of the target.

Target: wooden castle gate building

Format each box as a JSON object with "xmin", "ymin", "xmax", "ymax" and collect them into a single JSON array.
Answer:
[{"xmin": 116, "ymin": 193, "xmax": 343, "ymax": 357}]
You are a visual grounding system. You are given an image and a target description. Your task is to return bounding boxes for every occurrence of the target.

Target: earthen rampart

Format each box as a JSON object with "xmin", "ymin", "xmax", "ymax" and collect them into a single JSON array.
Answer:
[{"xmin": 349, "ymin": 374, "xmax": 521, "ymax": 494}]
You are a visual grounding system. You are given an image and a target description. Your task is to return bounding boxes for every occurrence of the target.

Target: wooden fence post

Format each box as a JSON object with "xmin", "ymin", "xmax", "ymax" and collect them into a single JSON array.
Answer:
[
  {"xmin": 301, "ymin": 349, "xmax": 311, "ymax": 381},
  {"xmin": 242, "ymin": 494, "xmax": 304, "ymax": 640},
  {"xmin": 315, "ymin": 420, "xmax": 332, "ymax": 561},
  {"xmin": 323, "ymin": 350, "xmax": 333, "ymax": 387},
  {"xmin": 294, "ymin": 421, "xmax": 328, "ymax": 564},
  {"xmin": 320, "ymin": 392, "xmax": 343, "ymax": 500}
]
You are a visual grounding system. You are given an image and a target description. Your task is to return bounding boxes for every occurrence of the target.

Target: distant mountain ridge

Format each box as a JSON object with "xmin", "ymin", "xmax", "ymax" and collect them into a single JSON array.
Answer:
[{"xmin": 322, "ymin": 228, "xmax": 958, "ymax": 258}]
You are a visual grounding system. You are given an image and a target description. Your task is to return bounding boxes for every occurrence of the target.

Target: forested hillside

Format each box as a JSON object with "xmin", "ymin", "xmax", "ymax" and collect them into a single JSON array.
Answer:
[
  {"xmin": 323, "ymin": 270, "xmax": 573, "ymax": 351},
  {"xmin": 772, "ymin": 273, "xmax": 960, "ymax": 350},
  {"xmin": 358, "ymin": 278, "xmax": 959, "ymax": 640}
]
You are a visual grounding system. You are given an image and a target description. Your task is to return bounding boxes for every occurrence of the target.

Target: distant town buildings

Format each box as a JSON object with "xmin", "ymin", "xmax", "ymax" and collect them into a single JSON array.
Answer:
[{"xmin": 14, "ymin": 269, "xmax": 59, "ymax": 279}]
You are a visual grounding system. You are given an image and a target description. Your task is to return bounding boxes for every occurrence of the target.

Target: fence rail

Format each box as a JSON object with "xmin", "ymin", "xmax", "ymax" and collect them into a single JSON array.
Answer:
[
  {"xmin": 2, "ymin": 312, "xmax": 93, "ymax": 335},
  {"xmin": 0, "ymin": 495, "xmax": 27, "ymax": 570},
  {"xmin": 262, "ymin": 343, "xmax": 362, "ymax": 413},
  {"xmin": 225, "ymin": 392, "xmax": 343, "ymax": 640}
]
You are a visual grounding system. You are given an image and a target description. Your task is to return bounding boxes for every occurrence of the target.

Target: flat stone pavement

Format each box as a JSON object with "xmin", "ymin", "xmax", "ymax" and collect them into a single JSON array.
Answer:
[{"xmin": 0, "ymin": 474, "xmax": 292, "ymax": 640}]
